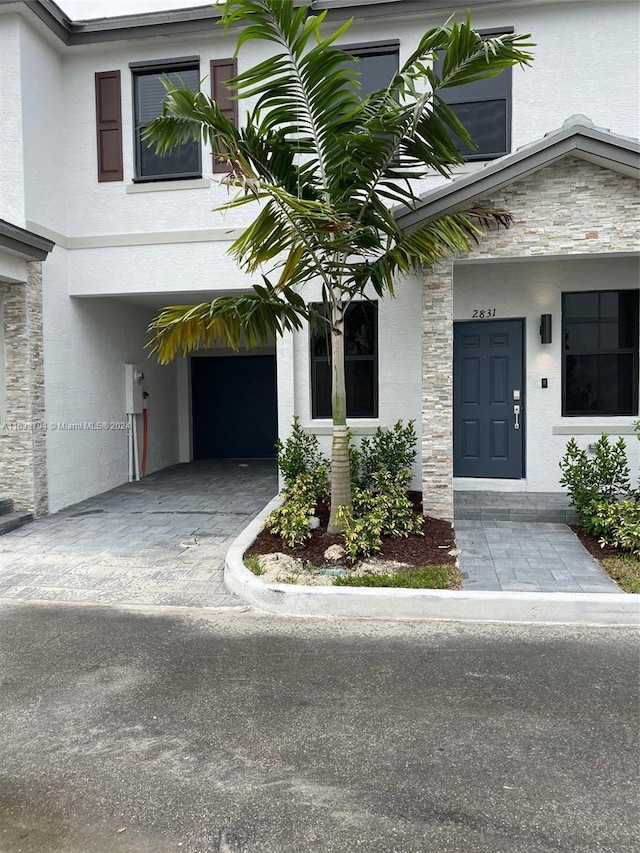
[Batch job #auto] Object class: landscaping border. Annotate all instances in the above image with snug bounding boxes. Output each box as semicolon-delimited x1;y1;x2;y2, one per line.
224;497;640;626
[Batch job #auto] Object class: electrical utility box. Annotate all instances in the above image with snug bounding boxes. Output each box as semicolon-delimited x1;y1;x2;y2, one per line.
124;363;144;414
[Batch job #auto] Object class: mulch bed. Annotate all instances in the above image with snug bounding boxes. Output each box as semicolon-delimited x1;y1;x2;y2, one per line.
245;491;457;567
570;524;627;562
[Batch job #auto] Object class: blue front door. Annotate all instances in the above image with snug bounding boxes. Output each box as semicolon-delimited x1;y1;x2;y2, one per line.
453;320;524;478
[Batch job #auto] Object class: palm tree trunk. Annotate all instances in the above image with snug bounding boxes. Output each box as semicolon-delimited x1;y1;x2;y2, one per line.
327;299;352;533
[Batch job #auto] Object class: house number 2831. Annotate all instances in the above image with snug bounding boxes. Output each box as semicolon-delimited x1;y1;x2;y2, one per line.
472;308;496;318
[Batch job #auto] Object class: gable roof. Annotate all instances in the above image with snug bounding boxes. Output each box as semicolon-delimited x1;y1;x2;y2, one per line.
395;118;640;231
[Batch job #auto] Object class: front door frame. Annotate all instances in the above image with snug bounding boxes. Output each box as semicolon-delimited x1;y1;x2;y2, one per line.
453;317;526;479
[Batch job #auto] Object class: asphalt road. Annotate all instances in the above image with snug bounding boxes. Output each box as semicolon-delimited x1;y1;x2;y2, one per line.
0;604;637;853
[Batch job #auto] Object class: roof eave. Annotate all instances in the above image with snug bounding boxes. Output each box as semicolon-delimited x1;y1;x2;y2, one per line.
28;0;224;46
26;0;514;46
0;219;56;261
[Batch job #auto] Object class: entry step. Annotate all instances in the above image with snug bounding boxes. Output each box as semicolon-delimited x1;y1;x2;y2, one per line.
0;511;33;536
0;498;33;535
454;491;578;524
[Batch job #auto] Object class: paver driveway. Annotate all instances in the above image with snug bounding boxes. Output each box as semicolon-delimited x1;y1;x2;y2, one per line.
0;460;277;607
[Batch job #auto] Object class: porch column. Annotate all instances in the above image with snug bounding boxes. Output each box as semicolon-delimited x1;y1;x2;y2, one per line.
421;261;454;522
0;261;48;515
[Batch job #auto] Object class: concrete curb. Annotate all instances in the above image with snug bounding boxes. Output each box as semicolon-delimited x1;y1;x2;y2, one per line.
224;497;640;626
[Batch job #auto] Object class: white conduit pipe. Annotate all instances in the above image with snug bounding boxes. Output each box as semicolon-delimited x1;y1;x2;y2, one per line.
127;413;134;482
132;412;141;482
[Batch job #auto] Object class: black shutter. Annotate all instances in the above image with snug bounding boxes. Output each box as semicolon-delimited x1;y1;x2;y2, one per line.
211;58;238;173
95;71;123;182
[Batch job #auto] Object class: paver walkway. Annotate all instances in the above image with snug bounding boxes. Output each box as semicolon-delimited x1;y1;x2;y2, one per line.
455;519;623;593
1;470;622;603
0;460;277;607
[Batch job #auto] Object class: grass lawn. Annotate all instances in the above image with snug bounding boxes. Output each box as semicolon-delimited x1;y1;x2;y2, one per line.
600;555;640;594
571;525;640;593
333;564;461;590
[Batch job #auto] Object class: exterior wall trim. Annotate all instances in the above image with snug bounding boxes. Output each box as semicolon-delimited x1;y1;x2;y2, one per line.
23;222;244;250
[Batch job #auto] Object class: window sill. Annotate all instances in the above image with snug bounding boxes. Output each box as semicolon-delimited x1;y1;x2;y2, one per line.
552;423;638;435
307;423;380;436
126;178;210;194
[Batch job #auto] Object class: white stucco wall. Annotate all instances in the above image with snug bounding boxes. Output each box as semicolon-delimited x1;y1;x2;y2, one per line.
59;28;260;239
67;239;250;299
19;20;67;234
0;15;25;226
18;0;635;245
42;247;179;512
290;278;425;488
453;255;640;492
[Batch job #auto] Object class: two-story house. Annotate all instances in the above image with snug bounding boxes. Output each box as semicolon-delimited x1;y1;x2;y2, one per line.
0;0;638;521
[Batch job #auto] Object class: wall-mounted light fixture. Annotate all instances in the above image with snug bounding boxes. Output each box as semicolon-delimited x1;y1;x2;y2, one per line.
540;313;552;344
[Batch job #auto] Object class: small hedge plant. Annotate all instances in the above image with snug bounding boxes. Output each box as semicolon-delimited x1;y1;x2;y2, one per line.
560;432;640;556
350;420;417;490
268;418;422;558
275;415;329;501
266;473;317;548
337;471;423;563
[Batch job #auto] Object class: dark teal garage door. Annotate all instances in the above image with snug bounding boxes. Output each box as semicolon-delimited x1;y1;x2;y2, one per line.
191;355;278;459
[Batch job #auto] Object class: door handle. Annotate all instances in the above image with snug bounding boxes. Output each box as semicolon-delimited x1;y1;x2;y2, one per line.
513;404;521;430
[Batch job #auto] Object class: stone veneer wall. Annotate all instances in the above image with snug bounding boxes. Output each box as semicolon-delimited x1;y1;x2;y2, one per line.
421;262;454;521
465;157;640;259
0;261;48;515
421;157;640;521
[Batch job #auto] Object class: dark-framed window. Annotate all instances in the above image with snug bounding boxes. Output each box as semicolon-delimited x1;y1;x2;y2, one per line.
435;28;513;160
350;42;399;99
563;290;639;416
311;301;378;419
341;41;399;100
131;57;201;181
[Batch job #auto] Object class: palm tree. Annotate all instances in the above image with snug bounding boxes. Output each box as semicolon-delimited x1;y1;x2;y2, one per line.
144;0;533;532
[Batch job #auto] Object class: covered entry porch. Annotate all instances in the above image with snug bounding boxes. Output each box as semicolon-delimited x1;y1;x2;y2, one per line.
412;120;640;521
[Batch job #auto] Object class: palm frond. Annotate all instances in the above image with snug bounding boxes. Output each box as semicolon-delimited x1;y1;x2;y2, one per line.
147;281;310;363
360;208;513;297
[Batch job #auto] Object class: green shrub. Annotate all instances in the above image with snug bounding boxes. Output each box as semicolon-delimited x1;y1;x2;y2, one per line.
350;420;417;490
559;435;632;532
335;505;384;563
338;471;423;562
592;500;640;556
266;473;316;549
360;471;423;538
276;416;330;500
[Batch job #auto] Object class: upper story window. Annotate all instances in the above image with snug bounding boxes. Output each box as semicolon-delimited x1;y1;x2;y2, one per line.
310;301;378;419
131;57;201;182
435;29;513;160
347;42;399;99
563;290;639;416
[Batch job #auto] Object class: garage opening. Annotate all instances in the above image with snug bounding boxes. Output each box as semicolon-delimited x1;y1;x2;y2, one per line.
191;355;278;459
